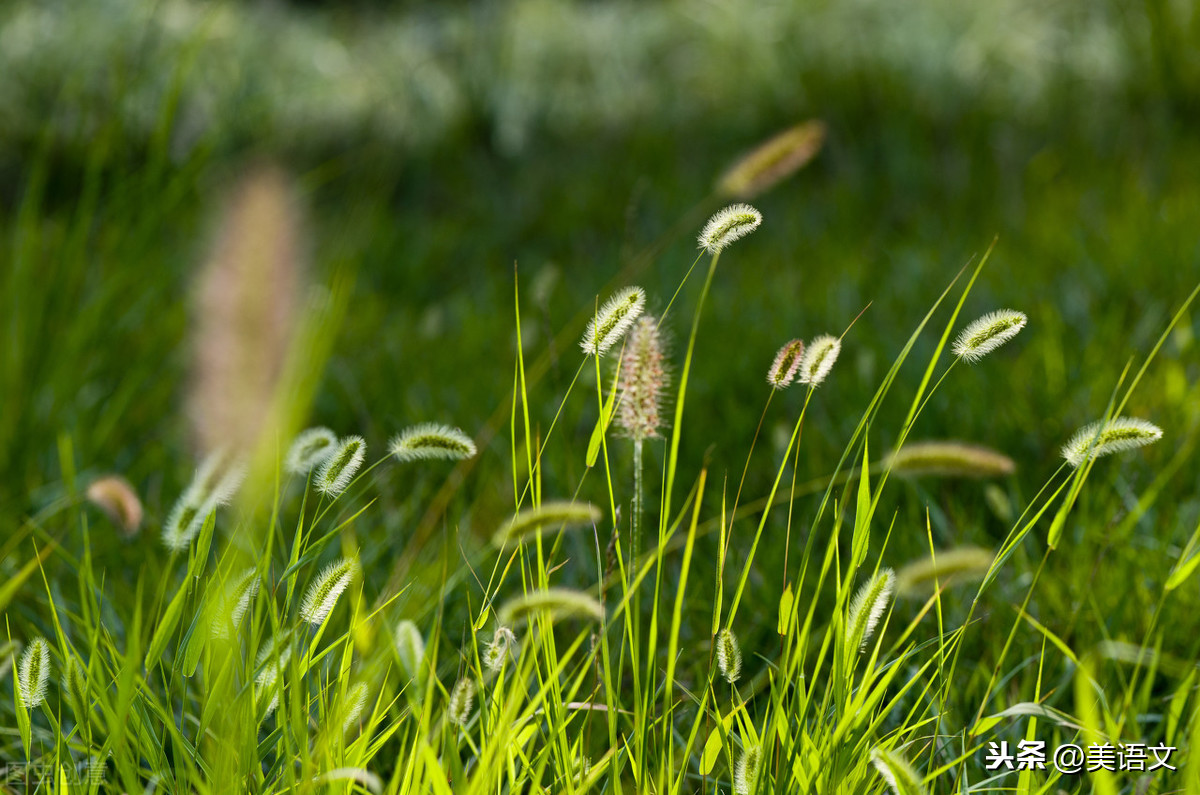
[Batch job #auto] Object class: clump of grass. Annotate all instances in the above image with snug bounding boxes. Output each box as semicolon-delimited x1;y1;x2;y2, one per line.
951;309;1027;362
17;637;50;710
895;547;994;597
299;558;359;625
389;423;477;462
285;426;338;474
885;440;1015;478
580;285;646;356
314;435;366;497
797;334;841;386
1061;416;1163;467
493;500;601;546
766;338;804;389
697;204;762;253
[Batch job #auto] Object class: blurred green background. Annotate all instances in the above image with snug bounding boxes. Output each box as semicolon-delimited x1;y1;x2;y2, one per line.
3;0;1199;645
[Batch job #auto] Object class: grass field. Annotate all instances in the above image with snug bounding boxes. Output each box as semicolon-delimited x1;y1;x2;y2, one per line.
3;1;1200;792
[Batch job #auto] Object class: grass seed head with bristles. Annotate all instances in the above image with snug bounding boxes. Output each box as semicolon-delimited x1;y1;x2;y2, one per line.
886;440;1016;479
299;558;359;625
1061;416;1164;468
846;569;895;656
734;744;761;795
716;627;742;684
615;315;669;441
255;637;292;716
161;499;209;552
162;450;249;550
767;338;804;389
896;547;995;597
18;637;51;710
85;475;143;536
210;567;260;639
484;626;518;672
497;588;605;627
314;435;365;497
447;677;476;726
951;309;1027;363
495;500;602;547
580;286;646;356
395;620;425;684
698;203;763;254
285;426;337;474
341;681;369;734
798;334;841;386
871;747;929;795
390;423;477;462
62;655;87;715
717;120;827;199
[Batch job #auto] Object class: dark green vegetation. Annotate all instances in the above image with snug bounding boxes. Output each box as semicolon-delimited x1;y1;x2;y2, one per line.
2;1;1199;792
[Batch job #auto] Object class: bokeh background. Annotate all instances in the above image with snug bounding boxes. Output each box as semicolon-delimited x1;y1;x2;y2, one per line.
3;0;1199;636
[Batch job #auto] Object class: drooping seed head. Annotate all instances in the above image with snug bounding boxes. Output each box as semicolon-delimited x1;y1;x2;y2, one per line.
255;636;293;716
495;500;602;547
798;335;841;387
484;626;518;672
952;309;1027;363
341;681;370;734
716;627;742;684
299;558;359;625
895;547;994;598
447;677;476;726
615;316;669;441
734;744;762;795
86;475;143;536
314;436;366;497
717;120;827;199
846;569;895;657
580;286;646;356
286;427;338;474
210;567;260;639
698;204;763;254
871;747;929;795
886;441;1015;479
162;450;248;551
1061;417;1164;468
497;588;605;627
389;423;476;463
766;339;805;390
394;620;425;684
18;637;51;710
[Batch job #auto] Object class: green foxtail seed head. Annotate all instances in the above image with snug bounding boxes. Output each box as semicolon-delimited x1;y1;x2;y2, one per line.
447;677;475;726
798;334;840;386
286;427;337;474
615;315;669;441
1061;417;1163;468
952;309;1027;363
580;286;646;356
299;558;359;625
315;435;365;497
896;547;994;598
395;620;425;684
86;475;143;536
62;656;88;716
341;682;369;734
210;567;260;639
497;588;605;627
767;339;804;389
716;628;742;684
886;440;1015;479
18;637;51;710
389;423;476;462
698;204;763;254
871;747;929;795
734;744;761;795
717;120;826;199
162;450;247;550
494;500;602;547
255;636;292;716
484;627;518;672
846;569;895;657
